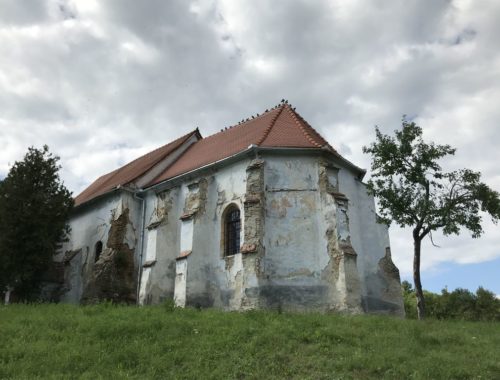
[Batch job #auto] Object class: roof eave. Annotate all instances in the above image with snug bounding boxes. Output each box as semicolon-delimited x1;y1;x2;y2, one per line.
255;146;366;179
144;145;366;194
72;188;121;213
143;146;256;193
328;150;366;180
72;184;140;213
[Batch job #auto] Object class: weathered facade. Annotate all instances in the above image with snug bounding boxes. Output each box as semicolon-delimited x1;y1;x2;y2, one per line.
57;103;404;315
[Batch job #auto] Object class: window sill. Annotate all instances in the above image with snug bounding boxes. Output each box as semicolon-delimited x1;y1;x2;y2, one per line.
176;250;192;260
143;260;157;268
223;252;241;258
240;243;257;254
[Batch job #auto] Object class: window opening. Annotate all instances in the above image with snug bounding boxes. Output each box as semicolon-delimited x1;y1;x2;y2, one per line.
94;241;103;263
225;207;241;256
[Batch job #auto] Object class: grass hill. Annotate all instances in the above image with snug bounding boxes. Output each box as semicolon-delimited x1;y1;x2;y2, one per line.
1;303;498;379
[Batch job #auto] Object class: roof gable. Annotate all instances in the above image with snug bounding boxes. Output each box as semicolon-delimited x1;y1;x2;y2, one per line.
150;103;337;185
260;104;331;149
74;129;200;206
74;102;358;206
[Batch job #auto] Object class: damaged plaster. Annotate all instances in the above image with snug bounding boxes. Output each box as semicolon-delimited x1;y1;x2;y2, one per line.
58;152;403;316
81;206;137;304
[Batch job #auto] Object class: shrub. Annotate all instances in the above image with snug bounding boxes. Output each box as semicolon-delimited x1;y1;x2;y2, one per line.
402;282;500;321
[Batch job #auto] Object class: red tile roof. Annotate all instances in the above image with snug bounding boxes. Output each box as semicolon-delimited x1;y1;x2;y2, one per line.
75;103;346;206
74;130;200;206
150;104;336;185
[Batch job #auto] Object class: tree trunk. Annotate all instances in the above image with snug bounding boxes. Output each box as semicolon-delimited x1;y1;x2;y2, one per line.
413;233;425;319
4;287;12;305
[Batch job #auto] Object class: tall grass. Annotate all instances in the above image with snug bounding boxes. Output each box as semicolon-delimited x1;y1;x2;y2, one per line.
1;303;498;379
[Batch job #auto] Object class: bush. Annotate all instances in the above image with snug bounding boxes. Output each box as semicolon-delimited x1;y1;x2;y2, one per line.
402;282;500;321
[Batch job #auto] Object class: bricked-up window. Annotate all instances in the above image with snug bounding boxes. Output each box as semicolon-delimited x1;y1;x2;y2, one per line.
94;241;103;263
225;206;241;256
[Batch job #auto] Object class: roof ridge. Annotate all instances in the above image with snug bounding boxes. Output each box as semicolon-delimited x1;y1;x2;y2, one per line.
74;129;200;206
283;105;323;148
74;169;118;203
256;104;286;146
92;129;196;191
123;129;199;170
148;138;199;185
198;107;281;143
305;119;336;151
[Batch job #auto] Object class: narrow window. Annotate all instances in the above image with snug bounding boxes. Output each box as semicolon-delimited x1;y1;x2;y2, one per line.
224;206;241;256
94;241;103;263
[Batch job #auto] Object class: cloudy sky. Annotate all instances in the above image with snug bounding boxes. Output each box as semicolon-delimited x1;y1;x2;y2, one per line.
1;0;499;293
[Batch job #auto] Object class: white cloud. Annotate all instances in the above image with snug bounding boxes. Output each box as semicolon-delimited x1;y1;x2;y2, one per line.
0;0;499;273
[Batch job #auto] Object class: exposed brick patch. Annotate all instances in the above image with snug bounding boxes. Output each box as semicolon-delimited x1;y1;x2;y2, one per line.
82;208;137;304
243;159;265;254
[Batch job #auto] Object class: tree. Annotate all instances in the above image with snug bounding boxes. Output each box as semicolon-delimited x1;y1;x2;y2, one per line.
0;145;73;301
474;287;500;321
363;118;500;319
401;283;500;321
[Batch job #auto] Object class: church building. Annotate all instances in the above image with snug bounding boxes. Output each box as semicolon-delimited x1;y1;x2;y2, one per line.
57;102;404;315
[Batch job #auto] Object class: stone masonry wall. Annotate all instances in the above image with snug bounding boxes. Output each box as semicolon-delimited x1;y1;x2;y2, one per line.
81;207;137;304
319;160;362;313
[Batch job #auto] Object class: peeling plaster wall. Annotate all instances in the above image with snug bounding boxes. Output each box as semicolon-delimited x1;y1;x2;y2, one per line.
140;159;250;309
262;155;361;312
338;168;404;315
186;160;248;309
59;192;142;303
174;258;187;307
139;187;182;304
64;151;402;314
137;152;402;315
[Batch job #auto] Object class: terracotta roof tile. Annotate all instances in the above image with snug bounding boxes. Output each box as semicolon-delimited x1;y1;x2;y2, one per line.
261;105;320;148
149;104;336;186
75;103;344;205
152;107;282;183
74;130;199;206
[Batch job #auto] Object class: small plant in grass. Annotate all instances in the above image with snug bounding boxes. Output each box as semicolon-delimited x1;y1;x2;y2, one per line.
162;299;177;312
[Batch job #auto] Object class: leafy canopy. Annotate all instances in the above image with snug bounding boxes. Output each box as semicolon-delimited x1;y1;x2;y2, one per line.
363;118;500;240
402;282;500;321
0;145;73;300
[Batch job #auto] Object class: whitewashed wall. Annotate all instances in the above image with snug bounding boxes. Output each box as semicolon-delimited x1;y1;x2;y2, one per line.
63;151;402;314
139;158;249;308
60;192;142;303
339;164;404;314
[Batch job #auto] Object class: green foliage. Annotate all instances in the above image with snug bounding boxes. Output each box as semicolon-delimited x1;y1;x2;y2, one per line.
0;305;499;379
475;287;500;321
363;118;500;318
403;284;500;322
401;280;413;293
401;281;417;319
363;118;500;236
0;145;73;300
162;298;177;312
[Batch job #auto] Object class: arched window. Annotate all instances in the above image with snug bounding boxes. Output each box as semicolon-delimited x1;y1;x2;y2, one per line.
223;205;241;256
94;241;103;263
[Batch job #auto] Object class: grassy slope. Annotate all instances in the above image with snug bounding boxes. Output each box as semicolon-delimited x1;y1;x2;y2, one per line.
0;304;499;380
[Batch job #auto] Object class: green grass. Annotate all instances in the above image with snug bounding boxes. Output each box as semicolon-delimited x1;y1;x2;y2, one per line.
1;304;499;379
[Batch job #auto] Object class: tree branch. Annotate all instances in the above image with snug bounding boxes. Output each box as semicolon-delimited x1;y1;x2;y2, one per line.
429;231;441;247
